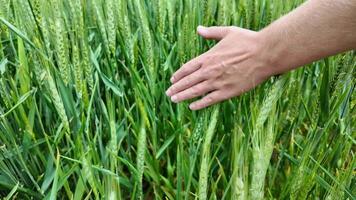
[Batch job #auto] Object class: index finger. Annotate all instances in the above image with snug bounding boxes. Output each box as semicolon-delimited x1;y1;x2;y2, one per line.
170;56;203;83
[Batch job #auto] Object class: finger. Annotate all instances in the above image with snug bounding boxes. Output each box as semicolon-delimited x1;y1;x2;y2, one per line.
166;70;206;97
170;57;202;83
170;81;213;103
189;90;224;110
197;25;232;41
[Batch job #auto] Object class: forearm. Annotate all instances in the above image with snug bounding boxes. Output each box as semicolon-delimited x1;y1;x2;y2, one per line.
260;0;356;75
166;0;356;110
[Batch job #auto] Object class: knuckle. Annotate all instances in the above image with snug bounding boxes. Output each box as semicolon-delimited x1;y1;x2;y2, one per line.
170;85;177;93
220;92;230;100
194;58;202;66
211;80;222;89
177;69;186;76
181;78;189;87
186;58;201;69
205;95;214;104
219;79;231;89
181;63;189;70
172;73;181;81
203;54;213;63
205;54;212;60
191;86;200;95
201;68;212;78
215;64;224;72
208;70;217;78
206;65;222;77
228;26;237;32
211;66;219;74
195;84;207;95
221;89;234;100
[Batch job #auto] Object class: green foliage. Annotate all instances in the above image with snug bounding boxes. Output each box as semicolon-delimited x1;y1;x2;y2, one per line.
0;0;354;199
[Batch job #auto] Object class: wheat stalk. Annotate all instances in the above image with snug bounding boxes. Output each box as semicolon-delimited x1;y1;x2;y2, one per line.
52;0;70;85
93;1;110;56
46;71;70;132
105;0;117;56
250;78;286;200
198;106;220;200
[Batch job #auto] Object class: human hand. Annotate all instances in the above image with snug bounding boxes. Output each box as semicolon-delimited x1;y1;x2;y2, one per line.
166;26;276;110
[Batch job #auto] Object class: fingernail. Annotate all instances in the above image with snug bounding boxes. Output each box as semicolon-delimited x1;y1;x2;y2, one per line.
189;103;197;110
197;26;206;35
197;25;206;34
170;77;175;83
166;89;172;96
171;95;178;102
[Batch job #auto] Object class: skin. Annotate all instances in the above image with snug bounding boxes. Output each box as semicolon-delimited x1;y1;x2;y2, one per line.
166;0;356;110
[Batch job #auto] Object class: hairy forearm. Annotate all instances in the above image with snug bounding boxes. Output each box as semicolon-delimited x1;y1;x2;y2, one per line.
260;0;356;75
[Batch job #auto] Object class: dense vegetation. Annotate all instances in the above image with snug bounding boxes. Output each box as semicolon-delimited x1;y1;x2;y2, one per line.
0;0;354;199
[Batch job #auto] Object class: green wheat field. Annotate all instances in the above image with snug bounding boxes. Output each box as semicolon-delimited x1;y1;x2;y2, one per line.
0;0;355;199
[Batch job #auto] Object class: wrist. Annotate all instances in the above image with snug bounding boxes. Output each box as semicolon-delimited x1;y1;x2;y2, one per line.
257;28;291;77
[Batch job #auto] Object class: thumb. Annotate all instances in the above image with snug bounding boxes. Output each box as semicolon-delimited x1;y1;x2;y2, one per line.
197;26;232;40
